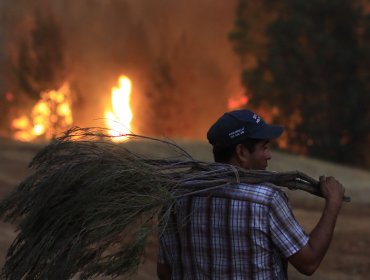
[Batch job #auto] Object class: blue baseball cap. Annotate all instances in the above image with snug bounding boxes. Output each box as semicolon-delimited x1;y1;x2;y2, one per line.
207;109;284;147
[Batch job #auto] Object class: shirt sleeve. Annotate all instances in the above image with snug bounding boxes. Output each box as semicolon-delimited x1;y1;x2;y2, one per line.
268;191;309;257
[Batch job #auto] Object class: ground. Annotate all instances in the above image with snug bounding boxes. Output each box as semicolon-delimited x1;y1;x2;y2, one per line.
288;203;370;280
0;138;369;279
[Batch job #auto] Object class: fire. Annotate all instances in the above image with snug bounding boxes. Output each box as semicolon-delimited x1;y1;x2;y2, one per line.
10;75;133;142
11;83;73;141
105;75;133;141
228;95;249;110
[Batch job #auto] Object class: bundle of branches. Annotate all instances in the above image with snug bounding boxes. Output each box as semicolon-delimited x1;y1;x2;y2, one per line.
0;127;350;280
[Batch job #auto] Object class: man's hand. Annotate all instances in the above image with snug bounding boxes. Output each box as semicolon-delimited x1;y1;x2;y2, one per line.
319;175;345;211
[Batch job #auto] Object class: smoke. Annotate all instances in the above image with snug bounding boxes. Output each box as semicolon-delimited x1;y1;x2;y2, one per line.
0;0;242;139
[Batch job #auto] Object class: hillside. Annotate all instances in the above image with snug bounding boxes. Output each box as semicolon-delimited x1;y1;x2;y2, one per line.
0;137;369;280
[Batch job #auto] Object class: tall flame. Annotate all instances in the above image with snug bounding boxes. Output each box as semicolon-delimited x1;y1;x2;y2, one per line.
105;75;133;140
12;83;73;141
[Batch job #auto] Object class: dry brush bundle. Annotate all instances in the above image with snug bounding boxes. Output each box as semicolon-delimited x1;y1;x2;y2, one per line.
0;127;350;280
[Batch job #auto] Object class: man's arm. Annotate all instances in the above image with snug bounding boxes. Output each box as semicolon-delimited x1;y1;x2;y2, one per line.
157;262;171;280
288;176;345;275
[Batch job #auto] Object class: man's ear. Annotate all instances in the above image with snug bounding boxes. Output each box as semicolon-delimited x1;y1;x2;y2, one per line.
235;143;250;166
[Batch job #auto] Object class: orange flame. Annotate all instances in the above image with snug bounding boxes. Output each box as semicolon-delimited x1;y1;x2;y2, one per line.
228;95;249;110
12;83;73;141
105;75;133;141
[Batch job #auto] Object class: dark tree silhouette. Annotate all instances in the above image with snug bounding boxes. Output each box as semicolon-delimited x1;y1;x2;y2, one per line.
230;0;370;168
15;9;66;100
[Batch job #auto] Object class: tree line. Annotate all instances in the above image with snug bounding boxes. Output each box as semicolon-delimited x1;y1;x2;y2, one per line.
230;0;370;169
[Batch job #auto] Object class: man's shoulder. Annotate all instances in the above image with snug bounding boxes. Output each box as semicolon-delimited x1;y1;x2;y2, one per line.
235;183;284;201
205;183;286;206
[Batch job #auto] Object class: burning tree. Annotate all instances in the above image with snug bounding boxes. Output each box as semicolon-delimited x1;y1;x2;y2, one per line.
230;0;370;168
8;8;70;141
11;84;73;141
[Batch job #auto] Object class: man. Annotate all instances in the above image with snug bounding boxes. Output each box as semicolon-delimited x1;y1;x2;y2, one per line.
157;109;345;279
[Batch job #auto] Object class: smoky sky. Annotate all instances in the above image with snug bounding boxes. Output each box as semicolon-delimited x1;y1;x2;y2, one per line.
0;0;243;139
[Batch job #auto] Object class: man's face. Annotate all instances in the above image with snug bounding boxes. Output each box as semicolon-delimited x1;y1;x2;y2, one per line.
244;140;272;170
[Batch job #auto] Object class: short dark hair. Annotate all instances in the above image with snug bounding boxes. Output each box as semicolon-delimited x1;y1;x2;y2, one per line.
212;138;262;163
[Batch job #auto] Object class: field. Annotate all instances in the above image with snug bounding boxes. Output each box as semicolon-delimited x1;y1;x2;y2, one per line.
1;137;370;279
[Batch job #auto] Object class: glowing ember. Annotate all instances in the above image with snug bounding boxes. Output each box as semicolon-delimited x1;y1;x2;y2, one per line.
105;75;133;141
5;92;14;102
12;116;30;130
228;95;249;110
11;83;73;141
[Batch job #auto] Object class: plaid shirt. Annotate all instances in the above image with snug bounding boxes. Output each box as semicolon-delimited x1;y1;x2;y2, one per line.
158;183;309;280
